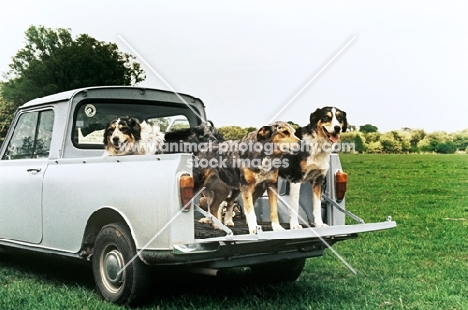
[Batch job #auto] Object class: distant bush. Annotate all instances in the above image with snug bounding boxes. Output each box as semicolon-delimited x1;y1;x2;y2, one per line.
436;141;457;154
365;132;380;143
218;126;256;140
367;141;383;154
453;130;468;150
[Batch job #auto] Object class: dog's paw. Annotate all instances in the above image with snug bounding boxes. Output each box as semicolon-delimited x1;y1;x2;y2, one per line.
224;219;235;227
290;224;303;230
245;212;258;234
289;219;302;230
313;222;328;228
272;222;285;231
198;217;212;224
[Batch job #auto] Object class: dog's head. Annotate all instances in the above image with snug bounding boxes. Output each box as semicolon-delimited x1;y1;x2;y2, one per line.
309;107;347;143
103;117;142;154
257;121;300;155
164;120;223;143
187;120;223;142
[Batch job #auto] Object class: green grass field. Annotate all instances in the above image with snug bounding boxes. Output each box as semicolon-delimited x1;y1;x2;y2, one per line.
1;154;467;309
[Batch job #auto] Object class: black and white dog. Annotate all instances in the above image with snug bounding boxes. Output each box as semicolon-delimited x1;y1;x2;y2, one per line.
279;107;347;228
103;117;164;156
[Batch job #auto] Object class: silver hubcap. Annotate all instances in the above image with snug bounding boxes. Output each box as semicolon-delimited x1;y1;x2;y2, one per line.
101;246;125;293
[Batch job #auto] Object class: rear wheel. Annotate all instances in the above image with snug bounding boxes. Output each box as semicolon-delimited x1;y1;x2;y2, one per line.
250;258;306;283
92;223;150;306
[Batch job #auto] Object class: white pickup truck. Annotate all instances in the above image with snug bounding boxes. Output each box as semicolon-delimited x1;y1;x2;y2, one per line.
0;86;396;306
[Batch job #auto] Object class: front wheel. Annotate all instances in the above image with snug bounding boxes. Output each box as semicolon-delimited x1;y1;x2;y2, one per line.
92;223;150;306
250;258;306;283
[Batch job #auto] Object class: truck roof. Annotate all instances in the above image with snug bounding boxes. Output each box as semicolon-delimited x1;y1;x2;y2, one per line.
20;86;204;109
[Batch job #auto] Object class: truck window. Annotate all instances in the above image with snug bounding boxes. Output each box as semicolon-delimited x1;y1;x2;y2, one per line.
165;117;190;132
73;101;195;149
2;110;54;160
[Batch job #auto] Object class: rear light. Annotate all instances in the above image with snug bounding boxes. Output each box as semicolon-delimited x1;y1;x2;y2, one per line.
179;174;194;211
335;170;348;201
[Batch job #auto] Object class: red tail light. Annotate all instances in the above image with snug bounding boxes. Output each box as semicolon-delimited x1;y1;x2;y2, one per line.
335;170;348;201
179;174;194;211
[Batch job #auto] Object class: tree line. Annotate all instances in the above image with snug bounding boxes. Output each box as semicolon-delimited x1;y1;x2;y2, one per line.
340;125;468;154
217;124;468;154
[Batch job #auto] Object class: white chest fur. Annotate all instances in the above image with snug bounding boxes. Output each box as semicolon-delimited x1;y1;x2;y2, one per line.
302;134;332;180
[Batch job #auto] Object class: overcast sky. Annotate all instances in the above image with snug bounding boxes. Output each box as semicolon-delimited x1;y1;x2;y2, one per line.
1;0;467;133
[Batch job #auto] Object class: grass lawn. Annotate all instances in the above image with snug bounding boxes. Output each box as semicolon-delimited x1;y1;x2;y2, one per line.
1;154;467;309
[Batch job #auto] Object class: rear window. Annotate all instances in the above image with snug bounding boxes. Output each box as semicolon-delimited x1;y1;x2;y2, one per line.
73;100;199;149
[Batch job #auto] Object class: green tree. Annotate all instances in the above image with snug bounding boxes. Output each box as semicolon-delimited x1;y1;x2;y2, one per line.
245;126;257;133
418;131;451;153
409;129;425;152
367;141;383;153
452;129;468;151
340;132;365;153
354;133;365;153
436;141;457;154
419;139;438;153
365;132;380;143
359;124;378;134
380;132;402;153
1;25;145;127
0;97;15;144
391;130;411;153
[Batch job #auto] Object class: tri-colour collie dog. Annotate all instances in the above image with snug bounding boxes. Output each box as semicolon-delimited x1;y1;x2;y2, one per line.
193;121;300;234
103;117;164;156
279;107;347;228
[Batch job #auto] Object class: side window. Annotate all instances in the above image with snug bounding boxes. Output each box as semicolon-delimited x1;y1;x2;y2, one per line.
2;110;54;160
35;110;54;158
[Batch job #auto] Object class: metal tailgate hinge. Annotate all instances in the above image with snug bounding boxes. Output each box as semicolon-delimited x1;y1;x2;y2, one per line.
322;195;365;224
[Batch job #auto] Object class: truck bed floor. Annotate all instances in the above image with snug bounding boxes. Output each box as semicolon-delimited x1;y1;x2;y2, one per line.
194;213;291;239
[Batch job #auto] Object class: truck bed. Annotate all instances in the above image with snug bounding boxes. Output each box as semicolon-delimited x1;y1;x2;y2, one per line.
194;213;290;239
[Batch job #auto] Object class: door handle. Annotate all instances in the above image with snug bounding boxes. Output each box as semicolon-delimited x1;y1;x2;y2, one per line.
27;168;42;173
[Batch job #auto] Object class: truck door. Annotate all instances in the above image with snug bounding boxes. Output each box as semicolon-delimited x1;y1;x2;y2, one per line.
0;109;54;244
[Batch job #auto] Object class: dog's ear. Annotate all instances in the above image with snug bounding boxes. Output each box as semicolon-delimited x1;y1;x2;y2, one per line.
103;120;115;144
103;122;111;145
204;121;215;135
257;125;273;141
128;117;142;141
203;121;220;140
309;108;322;127
341;110;348;132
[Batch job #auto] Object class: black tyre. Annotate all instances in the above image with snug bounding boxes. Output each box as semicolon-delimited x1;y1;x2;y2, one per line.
92;223;150;306
250;258;306;283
